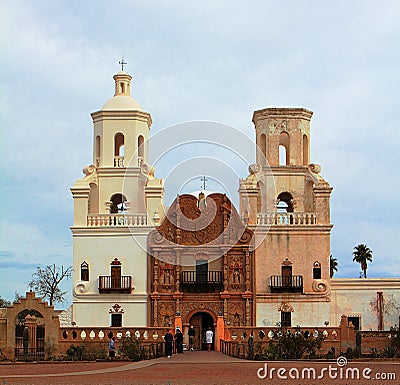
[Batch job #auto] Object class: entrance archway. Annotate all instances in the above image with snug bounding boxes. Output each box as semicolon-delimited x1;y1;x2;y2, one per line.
15;309;45;360
188;312;215;351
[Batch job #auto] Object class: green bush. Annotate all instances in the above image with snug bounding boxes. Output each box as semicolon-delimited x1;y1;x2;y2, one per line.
270;327;325;360
262;341;282;361
345;347;353;359
66;345;84;361
119;337;143;361
81;342;107;360
382;346;395;358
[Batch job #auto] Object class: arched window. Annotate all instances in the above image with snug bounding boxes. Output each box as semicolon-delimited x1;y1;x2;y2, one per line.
313;261;321;279
138;135;144;165
114;133;125;156
81;261;89;281
279;131;290;165
303;134;309;166
110;193;127;214
89;183;99;214
95;135;101;161
277;192;294;212
260;133;266;161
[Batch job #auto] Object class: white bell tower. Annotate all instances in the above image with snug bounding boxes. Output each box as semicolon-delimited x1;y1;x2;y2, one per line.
70;65;163;327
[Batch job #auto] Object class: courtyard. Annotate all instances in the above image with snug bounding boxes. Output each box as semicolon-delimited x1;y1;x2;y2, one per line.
1;351;399;385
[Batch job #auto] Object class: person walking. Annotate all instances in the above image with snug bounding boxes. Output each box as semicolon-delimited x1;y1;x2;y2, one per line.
108;336;116;360
205;327;213;352
174;328;184;354
164;329;173;358
188;325;195;351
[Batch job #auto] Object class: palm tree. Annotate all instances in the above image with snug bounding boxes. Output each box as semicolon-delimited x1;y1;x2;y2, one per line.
330;255;338;278
352;244;373;278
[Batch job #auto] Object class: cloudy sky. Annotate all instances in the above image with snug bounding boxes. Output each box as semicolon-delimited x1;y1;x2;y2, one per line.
1;0;399;307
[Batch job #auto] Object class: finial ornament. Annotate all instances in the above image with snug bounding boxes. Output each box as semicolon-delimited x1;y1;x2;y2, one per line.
200;174;208;190
119;57;127;71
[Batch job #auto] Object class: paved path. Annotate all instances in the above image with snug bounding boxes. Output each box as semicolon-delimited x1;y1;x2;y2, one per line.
1;352;399;385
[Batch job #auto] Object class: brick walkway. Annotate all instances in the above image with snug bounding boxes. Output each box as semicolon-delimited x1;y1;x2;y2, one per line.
1;352;399;385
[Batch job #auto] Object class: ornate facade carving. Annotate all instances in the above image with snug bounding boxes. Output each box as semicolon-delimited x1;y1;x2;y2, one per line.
148;193;254;326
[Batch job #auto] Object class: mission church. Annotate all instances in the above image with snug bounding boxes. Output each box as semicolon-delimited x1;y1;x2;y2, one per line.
69;67;400;350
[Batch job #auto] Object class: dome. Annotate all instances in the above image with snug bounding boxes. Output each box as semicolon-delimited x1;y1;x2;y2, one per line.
101;95;142;111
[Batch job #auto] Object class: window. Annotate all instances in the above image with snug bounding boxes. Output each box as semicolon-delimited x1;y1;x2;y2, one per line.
281;266;292;286
303;134;309;165
114;133;125;156
111;313;122;327
279;131;290;165
277;192;294;213
313;261;321;279
281;312;291;327
260;133;266;159
196;260;208;284
347;316;360;330
111;258;122;288
109;193;127;214
81;261;89;281
138;135;144;158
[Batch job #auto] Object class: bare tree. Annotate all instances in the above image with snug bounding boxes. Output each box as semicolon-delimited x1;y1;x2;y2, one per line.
28;263;72;306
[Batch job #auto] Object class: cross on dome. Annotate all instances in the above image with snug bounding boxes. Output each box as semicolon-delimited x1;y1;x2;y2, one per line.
119;57;127;71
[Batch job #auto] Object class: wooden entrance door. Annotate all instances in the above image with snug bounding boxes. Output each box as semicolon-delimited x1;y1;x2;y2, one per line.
281;266;292;287
189;313;202;350
196;260;208;284
111;265;121;288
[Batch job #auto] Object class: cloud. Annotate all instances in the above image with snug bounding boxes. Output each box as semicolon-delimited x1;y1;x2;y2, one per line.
1;0;400;305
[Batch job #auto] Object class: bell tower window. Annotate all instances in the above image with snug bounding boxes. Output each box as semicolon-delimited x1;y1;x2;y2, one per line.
110;193;127;214
260;133;266;161
277;192;294;213
138;135;144;165
303;134;309;166
279;131;290;165
114;133;125;167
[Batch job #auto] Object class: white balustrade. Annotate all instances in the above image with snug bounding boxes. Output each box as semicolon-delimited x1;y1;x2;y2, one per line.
87;214;148;227
257;212;317;226
114;156;124;167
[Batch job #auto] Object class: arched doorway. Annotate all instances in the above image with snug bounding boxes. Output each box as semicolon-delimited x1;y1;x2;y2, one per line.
15;309;45;360
189;312;215;351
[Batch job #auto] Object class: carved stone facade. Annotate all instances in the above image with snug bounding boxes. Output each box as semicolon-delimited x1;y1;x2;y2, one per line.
148;193;254;328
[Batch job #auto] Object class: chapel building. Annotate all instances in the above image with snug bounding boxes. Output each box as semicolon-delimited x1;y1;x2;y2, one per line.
70;69;400;346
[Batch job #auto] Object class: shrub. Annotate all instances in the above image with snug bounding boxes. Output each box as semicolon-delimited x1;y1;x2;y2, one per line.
66;345;84;361
44;338;57;360
271;327;325;360
119;337;143;361
81;342;107;360
345;347;353;359
262;341;282;361
382;346;395;358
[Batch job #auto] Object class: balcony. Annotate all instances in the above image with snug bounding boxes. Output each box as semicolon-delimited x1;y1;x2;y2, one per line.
269;275;303;293
257;212;317;226
98;275;133;294
180;271;223;293
87;214;147;227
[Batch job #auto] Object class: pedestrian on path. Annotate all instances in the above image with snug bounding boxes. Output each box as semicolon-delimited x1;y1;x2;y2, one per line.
174;328;184;354
188;325;195;351
164;329;173;358
205;327;213;352
108;336;116;360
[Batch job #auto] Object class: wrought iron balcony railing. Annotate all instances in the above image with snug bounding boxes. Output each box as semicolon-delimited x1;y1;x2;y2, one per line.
269;275;303;293
180;271;223;293
98;275;133;294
